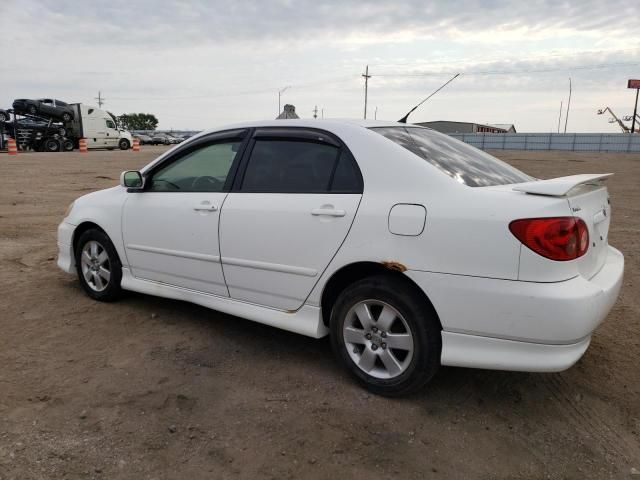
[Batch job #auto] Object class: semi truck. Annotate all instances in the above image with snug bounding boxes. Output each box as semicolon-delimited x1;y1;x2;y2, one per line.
0;101;133;151
66;104;133;150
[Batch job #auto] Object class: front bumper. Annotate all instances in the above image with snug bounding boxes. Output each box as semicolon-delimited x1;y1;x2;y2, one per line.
57;221;76;274
406;246;624;372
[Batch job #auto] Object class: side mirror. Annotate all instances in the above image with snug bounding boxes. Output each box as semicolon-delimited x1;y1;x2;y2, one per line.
120;170;144;189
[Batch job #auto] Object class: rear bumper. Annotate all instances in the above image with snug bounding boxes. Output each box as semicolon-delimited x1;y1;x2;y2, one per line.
406;245;624;372
440;332;591;372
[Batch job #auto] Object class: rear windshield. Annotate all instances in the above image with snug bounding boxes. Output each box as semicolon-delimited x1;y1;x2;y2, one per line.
371;126;533;187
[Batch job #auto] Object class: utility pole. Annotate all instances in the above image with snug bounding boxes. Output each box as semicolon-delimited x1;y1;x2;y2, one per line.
632;88;639;134
557;100;563;133
374;106;378;120
313;105;318;119
563;78;572;133
362;65;371;119
95;91;105;108
321;108;324;119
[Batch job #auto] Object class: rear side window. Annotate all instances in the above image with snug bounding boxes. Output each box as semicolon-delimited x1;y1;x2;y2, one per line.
241;139;341;193
372;127;533;187
331;150;363;192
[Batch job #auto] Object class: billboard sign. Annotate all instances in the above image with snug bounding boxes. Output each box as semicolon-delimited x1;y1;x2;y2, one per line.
628;79;640;89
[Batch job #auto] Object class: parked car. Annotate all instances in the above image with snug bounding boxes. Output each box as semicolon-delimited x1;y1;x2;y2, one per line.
133;134;153;145
57;119;624;396
168;135;184;144
12;98;75;122
0;109;10;122
150;134;171;145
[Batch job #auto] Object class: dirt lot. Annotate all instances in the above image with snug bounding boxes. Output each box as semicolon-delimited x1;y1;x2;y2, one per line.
0;146;638;479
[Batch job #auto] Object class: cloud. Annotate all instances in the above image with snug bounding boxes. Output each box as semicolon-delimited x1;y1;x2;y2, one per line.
2;0;637;48
0;0;638;131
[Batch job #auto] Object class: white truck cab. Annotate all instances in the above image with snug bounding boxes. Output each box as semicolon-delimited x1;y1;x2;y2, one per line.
68;104;133;150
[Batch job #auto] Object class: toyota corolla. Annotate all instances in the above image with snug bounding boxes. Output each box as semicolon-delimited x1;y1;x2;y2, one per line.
57;119;624;395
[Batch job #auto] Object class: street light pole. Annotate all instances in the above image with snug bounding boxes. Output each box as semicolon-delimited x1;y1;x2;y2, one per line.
278;86;290;115
563;78;572;134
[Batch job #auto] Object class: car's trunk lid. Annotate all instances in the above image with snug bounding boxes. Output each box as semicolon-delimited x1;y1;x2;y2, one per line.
513;174;612;279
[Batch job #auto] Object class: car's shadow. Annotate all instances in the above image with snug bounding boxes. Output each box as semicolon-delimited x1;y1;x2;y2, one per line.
90;287;554;408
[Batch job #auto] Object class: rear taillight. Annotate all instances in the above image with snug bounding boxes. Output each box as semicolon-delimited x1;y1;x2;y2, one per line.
509;217;589;261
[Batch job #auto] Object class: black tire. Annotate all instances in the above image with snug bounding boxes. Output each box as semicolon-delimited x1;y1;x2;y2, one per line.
44;138;60;152
58;127;67;136
28;105;37;115
74;229;123;302
62;112;72;122
0;111;8;122
62;139;74;151
330;274;441;396
119;138;130;150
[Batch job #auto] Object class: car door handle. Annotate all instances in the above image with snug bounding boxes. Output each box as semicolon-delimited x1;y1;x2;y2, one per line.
194;204;218;212
311;208;346;217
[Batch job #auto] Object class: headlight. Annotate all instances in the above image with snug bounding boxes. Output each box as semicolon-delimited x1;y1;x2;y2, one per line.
64;201;75;217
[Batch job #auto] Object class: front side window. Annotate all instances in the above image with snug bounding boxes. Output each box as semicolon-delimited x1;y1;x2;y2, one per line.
242;139;340;193
372;126;533;187
106;120;116;129
149;141;241;192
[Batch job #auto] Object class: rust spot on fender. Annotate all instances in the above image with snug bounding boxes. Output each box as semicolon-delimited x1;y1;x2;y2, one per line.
381;260;407;273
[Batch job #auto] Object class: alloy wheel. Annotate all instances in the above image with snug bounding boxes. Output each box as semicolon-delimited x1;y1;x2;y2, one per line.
80;240;111;292
342;300;414;379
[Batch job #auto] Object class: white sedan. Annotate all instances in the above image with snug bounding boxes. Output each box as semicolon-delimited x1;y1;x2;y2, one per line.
57;119;624;395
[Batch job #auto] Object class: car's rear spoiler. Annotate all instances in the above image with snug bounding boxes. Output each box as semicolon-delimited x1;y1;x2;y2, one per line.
512;173;613;197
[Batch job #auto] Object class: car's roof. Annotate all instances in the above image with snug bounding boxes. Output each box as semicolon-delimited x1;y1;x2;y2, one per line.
197;118;418;136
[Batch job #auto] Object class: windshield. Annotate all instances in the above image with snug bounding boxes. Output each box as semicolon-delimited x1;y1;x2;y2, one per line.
371;126;534;187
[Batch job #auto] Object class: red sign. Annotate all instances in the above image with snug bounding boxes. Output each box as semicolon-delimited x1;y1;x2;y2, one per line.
628;79;640;89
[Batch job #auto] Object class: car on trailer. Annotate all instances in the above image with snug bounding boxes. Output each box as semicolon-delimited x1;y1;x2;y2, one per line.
12;98;75;122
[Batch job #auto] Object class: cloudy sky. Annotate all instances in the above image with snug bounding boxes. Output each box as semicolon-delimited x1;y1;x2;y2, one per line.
1;0;639;132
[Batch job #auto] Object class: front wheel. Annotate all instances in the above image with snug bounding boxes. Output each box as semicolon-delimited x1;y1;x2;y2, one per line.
330;275;441;396
75;229;123;301
119;139;130;150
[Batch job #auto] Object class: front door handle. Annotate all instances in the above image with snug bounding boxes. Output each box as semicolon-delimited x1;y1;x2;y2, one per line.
194;202;218;212
311;208;346;217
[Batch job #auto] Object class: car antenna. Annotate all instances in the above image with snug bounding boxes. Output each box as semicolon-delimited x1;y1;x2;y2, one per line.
397;73;460;124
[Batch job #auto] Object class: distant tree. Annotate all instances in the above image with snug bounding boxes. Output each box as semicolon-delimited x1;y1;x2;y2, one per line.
117;113;159;131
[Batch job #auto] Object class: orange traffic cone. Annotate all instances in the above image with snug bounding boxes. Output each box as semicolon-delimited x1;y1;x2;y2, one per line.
132;138;140;152
79;138;88;153
7;138;17;155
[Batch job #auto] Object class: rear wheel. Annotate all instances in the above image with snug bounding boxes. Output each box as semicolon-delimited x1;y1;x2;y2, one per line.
62;139;74;151
330;275;441;396
44;138;60;152
75;229;122;301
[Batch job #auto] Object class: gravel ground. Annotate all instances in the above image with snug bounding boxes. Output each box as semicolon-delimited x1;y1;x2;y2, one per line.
0;146;638;479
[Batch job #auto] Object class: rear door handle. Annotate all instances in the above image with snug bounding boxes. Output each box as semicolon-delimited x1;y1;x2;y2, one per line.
311;208;346;217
